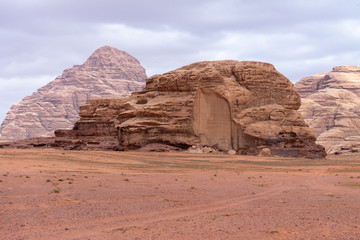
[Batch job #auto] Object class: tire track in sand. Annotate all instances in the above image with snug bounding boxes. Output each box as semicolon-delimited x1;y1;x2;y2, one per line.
87;182;293;233
304;169;360;195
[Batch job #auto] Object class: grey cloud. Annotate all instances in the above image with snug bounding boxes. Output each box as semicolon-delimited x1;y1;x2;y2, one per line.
2;0;358;32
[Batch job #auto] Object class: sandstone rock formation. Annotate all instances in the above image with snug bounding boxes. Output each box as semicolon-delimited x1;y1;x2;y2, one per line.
295;66;360;155
0;46;146;142
49;60;324;158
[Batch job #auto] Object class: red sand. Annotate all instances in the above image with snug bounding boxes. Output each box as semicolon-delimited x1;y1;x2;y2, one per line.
0;149;359;239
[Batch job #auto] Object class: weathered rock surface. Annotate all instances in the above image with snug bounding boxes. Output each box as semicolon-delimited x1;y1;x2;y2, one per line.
45;60;324;158
295;66;360;155
0;46;146;142
258;148;271;157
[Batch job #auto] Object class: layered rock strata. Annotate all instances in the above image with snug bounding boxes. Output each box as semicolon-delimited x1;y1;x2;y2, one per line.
0;46;146;142
49;60;325;158
295;66;360;155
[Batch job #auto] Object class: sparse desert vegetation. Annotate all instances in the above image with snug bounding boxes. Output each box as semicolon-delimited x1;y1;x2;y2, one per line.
0;149;359;239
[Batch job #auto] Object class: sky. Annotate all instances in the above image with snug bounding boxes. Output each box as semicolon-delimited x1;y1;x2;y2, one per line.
0;0;359;122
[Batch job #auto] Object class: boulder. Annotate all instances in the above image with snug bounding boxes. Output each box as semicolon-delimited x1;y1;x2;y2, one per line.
203;147;214;153
258;148;271;157
227;150;237;155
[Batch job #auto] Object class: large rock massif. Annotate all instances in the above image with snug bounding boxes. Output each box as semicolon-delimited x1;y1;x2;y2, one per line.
295;66;360;155
49;60;324;158
0;46;146;142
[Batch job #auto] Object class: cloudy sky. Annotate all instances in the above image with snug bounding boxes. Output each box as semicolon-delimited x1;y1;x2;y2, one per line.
0;0;359;122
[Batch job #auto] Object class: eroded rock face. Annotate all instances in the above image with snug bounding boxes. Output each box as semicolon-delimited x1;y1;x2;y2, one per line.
56;60;325;158
0;46;146;142
295;66;360;155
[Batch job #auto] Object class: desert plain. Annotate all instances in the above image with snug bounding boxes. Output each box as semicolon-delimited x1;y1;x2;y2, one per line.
0;149;359;240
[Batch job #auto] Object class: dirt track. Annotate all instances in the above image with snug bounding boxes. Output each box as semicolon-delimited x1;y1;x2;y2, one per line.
1;149;360;239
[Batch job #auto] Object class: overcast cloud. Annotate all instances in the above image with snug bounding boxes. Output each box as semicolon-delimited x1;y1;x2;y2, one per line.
0;0;359;122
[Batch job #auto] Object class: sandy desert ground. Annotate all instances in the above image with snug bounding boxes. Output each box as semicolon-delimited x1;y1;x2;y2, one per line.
0;149;359;240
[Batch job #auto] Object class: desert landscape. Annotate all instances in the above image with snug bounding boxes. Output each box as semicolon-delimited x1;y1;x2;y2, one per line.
1;1;360;240
1;149;359;239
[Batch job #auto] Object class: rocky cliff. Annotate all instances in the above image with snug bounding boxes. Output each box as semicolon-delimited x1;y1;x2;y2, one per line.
0;46;146;142
295;66;360;155
49;60;324;158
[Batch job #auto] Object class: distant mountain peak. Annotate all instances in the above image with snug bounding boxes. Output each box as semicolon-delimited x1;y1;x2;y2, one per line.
0;46;146;142
332;65;360;72
84;46;140;68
